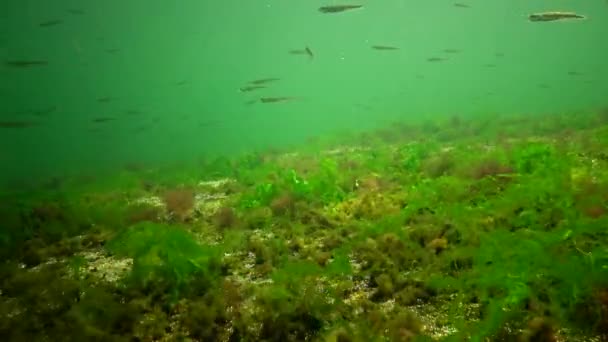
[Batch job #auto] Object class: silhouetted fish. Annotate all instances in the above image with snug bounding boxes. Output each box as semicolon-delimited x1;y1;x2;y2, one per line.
372;45;399;50
443;49;461;54
97;97;113;103
248;78;280;85
484;63;497;68
289;46;314;59
240;85;266;92
39;20;64;27
567;71;583;76
260;97;298;103
528;12;586;22
454;3;470;8
92;117;115;123
495;52;505;57
0;120;38;128
105;48;120;54
427;57;447;62
318;5;363;13
5;60;48;68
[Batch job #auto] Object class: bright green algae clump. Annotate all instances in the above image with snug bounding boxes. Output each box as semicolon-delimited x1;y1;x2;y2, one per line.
106;222;222;301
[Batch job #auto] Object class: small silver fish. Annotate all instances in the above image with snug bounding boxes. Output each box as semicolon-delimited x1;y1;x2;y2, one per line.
240;85;266;92
289;46;314;59
248;78;280;85
260;97;298;103
372;45;399;51
528;11;586;22
318;5;363;13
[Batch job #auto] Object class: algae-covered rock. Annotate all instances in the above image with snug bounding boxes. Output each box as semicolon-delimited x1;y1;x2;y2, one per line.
106;222;221;299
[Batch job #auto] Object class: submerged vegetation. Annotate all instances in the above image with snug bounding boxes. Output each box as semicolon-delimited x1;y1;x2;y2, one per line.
1;110;608;341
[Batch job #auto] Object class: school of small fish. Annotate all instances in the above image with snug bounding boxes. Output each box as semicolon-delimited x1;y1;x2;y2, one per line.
0;3;592;131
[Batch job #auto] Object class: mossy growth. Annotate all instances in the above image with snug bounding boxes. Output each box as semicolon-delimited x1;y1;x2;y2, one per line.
162;187;195;222
429;224;608;340
106;222;221;301
237;182;278;209
125;202;163;225
19;199;92;244
511;142;562;175
238;259;345;340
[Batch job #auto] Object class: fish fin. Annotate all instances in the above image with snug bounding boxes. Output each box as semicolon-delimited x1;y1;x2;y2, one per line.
306;46;314;59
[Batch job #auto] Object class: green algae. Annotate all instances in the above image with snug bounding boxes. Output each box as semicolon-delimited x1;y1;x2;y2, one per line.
107;222;222;301
1;111;608;340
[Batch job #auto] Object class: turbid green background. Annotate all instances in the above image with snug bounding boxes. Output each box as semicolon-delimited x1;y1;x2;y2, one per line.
1;0;607;185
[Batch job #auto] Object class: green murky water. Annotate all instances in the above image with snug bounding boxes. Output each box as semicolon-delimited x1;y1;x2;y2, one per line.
1;1;607;341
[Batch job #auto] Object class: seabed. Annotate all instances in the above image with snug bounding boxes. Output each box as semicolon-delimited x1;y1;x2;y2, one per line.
1;110;608;341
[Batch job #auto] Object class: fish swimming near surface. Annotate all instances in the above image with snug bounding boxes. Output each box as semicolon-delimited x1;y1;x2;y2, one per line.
260;97;298;103
97;97;113;103
528;12;586;22
318;5;363;14
427;57;447;62
39;20;64;27
372;45;399;51
289;46;314;59
105;48;120;54
240;85;266;92
248;78;280;85
4;60;48;68
453;3;471;8
443;49;461;54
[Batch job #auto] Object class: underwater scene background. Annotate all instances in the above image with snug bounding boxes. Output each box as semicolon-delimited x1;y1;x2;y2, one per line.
1;1;608;341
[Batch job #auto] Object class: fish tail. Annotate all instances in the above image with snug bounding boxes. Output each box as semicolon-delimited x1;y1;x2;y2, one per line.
306;46;314;59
